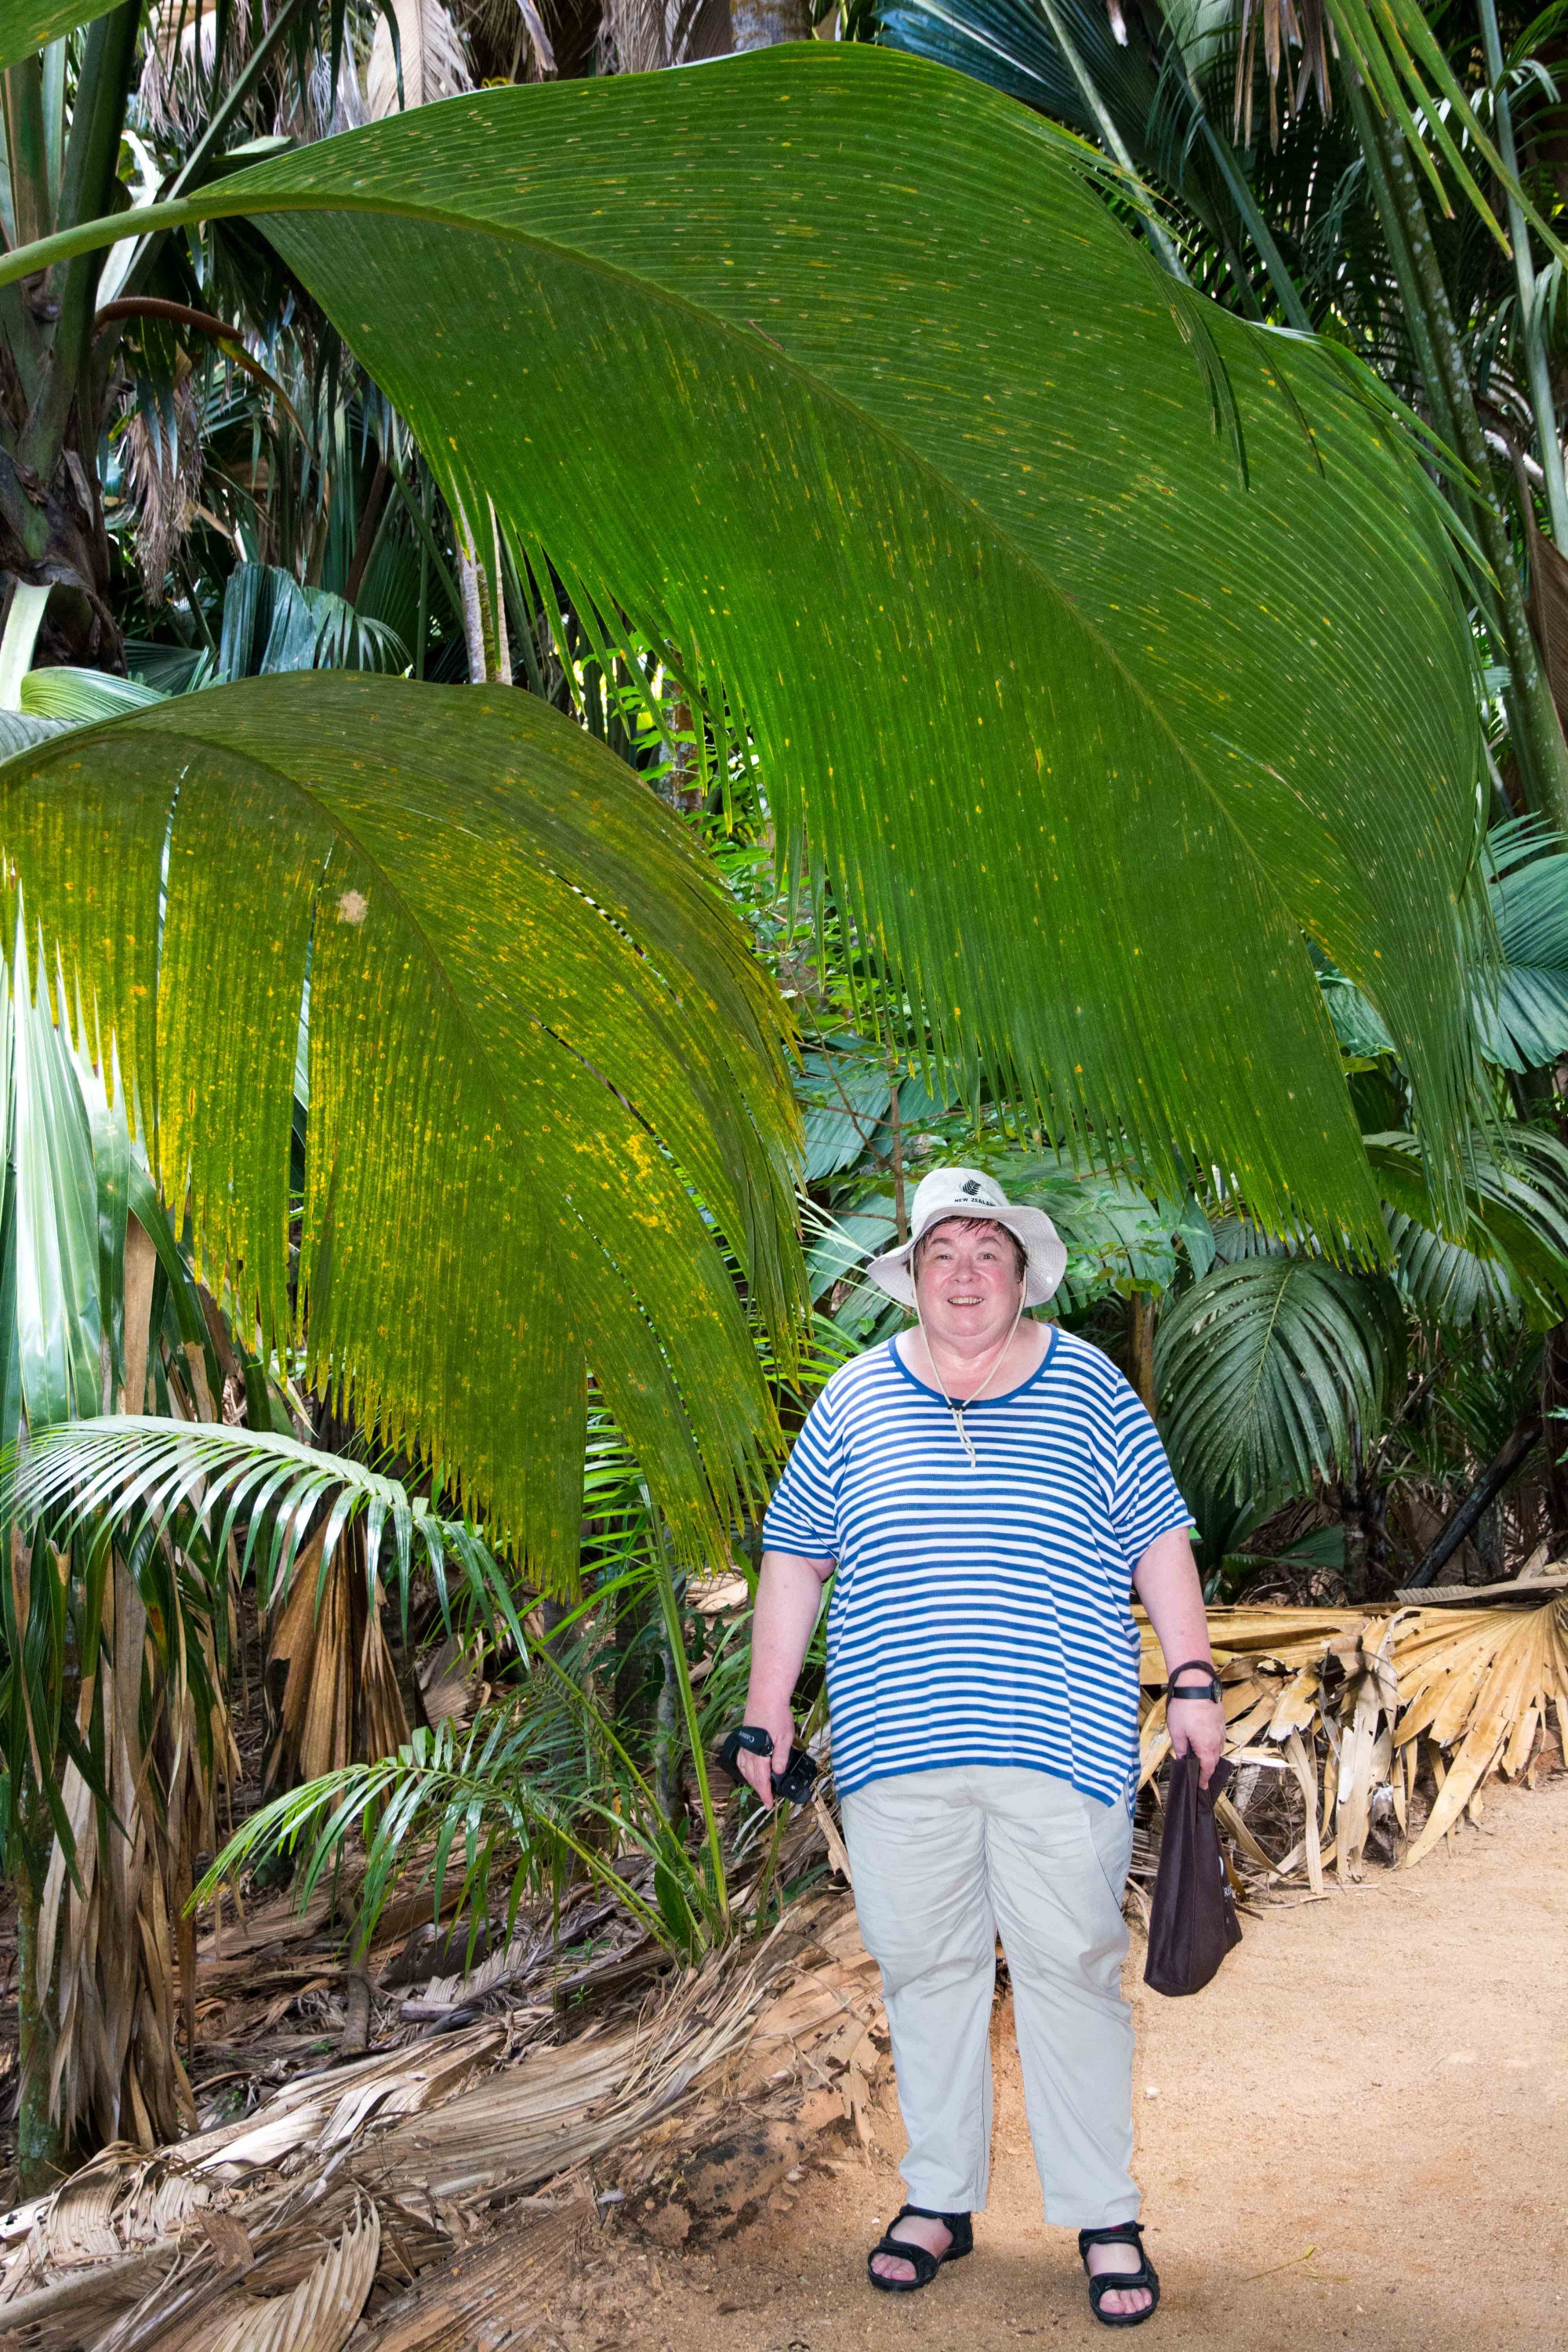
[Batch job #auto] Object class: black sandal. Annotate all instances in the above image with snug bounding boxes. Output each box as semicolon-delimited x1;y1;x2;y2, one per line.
866;2204;974;2293
1079;2223;1160;2328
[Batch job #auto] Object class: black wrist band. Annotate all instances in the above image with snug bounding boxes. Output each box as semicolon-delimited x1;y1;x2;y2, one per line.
1165;1658;1221;1704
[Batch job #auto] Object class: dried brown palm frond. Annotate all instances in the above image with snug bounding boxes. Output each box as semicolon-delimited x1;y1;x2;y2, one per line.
35;1525;239;2153
604;0;666;73
365;2200;588;2351
187;2019;508;2179
263;1526;410;1792
1137;1595;1568;1886
365;0;475;114
0;1916;825;2343
465;0;556;79
137;1;252;139
203;2192;379;2352
1232;0;1335;147
118;350;205;602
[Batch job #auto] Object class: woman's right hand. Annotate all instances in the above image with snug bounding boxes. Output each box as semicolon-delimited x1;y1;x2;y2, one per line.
737;1701;795;1806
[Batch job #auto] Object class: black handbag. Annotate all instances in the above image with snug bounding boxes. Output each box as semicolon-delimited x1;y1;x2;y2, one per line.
1143;1751;1242;1997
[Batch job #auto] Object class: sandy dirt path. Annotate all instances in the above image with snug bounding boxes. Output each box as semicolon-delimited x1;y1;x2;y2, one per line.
612;1770;1568;2352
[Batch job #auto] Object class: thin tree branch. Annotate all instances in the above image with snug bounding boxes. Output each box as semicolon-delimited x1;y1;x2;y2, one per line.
1405;1414;1542;1589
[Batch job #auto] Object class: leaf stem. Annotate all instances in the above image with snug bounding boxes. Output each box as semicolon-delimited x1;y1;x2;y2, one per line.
1027;0;1188;282
648;1502;729;1927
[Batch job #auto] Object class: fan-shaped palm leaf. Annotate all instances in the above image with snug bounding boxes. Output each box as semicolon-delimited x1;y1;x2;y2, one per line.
1155;1252;1403;1502
2;46;1488;1244
1366;1127;1568;1330
213;561;410;681
1383;1212;1517;1332
1475;817;1568;1073
0;673;802;1581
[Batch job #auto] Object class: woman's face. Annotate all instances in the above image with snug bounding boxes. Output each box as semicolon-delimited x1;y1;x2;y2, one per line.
913;1218;1023;1352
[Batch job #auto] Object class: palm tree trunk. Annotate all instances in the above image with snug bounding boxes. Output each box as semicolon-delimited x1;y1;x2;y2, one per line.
1406;1415;1542;1588
0;2;141;672
15;1785;69;2195
1128;1293;1156;1416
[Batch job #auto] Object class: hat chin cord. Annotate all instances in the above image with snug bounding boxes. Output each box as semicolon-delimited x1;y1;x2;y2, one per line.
911;1280;1026;1470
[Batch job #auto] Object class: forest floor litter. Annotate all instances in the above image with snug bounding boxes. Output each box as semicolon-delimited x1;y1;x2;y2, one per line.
0;1602;1565;2349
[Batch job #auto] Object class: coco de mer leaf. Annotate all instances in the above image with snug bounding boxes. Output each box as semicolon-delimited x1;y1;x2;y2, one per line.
0;673;803;1582
0;0;118;74
0;46;1486;1240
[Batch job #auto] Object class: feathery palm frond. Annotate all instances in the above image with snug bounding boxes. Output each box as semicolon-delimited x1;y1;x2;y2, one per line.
198;1700;720;1964
1230;0;1566;271
1155;1252;1404;1503
2;47;1490;1247
0;1415;530;1646
0;673;803;1582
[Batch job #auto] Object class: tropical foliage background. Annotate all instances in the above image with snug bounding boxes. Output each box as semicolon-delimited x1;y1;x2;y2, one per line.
0;0;1567;2199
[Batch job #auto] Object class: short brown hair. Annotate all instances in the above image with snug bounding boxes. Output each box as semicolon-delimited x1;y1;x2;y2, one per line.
912;1216;1027;1283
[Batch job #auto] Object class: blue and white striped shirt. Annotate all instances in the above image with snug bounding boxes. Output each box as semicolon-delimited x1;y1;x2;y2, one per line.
762;1330;1191;1809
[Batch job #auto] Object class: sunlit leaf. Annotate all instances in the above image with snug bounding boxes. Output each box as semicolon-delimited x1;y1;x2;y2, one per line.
2;46;1490;1243
0;673;802;1581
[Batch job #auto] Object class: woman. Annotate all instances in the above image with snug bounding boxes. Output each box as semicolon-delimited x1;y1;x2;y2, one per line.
739;1166;1225;2328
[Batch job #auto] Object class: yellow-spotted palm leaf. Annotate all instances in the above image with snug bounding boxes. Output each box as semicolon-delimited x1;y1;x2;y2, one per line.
0;673;801;1583
0;0;117;72
1;46;1487;1243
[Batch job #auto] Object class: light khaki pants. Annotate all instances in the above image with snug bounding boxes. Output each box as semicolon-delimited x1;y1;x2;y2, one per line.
840;1764;1138;2228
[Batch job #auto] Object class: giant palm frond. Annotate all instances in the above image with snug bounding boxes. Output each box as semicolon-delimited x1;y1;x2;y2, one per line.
0;47;1492;1246
0;673;803;1581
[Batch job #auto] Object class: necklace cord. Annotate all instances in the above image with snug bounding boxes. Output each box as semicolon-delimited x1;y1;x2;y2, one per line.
912;1282;1027;1470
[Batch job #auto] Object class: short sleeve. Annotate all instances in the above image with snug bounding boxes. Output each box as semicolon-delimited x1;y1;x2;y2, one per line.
762;1388;840;1560
1109;1385;1192;1566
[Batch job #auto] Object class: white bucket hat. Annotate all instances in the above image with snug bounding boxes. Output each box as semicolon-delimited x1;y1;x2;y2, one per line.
866;1166;1067;1310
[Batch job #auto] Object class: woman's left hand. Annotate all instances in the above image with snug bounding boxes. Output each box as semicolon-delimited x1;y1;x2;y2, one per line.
1167;1695;1226;1788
